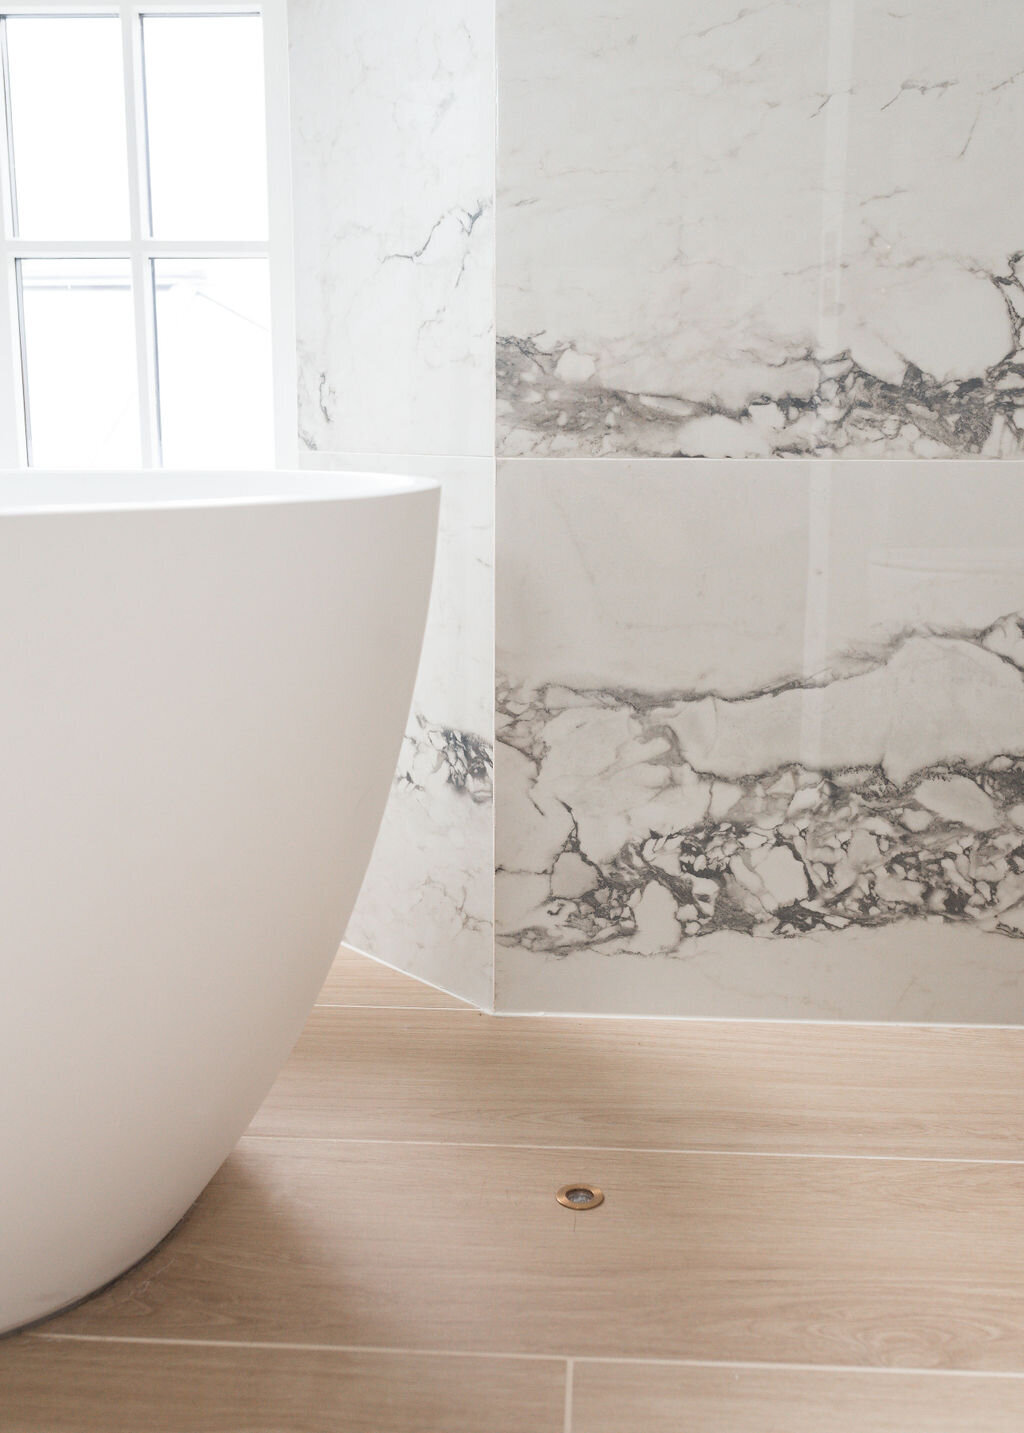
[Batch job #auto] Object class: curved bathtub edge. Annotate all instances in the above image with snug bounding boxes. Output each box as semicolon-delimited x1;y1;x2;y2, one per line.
0;1194;207;1342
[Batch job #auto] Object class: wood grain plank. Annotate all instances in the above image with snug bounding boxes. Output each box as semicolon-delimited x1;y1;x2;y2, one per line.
249;1004;1024;1161
316;945;471;1009
571;1361;1024;1433
0;1337;564;1432
44;1140;1024;1371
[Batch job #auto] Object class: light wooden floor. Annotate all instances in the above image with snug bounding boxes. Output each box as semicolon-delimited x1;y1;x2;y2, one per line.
3;948;1024;1430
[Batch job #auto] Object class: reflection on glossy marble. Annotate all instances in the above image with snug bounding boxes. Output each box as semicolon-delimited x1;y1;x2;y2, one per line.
304;454;494;1009
497;0;1024;458
495;460;1024;1018
290;0;494;458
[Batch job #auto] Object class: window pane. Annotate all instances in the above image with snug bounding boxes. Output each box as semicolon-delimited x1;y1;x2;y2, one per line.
154;258;273;467
20;260;141;468
143;16;268;240
5;18;130;239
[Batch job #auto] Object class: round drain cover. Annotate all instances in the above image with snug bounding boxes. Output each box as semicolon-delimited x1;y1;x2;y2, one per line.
556;1183;604;1210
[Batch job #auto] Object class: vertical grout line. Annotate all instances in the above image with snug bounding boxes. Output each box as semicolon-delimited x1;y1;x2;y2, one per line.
799;0;854;770
799;466;833;770
816;0;854;360
0;16;26;465
563;1357;574;1433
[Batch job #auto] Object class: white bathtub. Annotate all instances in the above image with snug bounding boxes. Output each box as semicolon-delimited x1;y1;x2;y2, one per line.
0;470;439;1334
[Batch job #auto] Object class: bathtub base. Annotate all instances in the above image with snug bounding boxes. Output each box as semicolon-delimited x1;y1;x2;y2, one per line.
1;1201;201;1340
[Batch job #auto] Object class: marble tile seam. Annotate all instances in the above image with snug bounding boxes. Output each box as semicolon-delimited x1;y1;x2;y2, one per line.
493;454;1024;464
301;450;497;462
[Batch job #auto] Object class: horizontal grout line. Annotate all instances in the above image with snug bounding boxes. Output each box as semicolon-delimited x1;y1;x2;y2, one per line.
238;1134;1024;1167
570;1356;1024;1380
493;457;1024;468
32;1335;1024;1380
32;1334;563;1363
301;450;494;462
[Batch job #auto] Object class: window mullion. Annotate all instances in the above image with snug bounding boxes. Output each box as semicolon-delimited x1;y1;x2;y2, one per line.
0;17;18;240
0;19;25;465
261;0;296;469
0;252;25;467
121;1;158;467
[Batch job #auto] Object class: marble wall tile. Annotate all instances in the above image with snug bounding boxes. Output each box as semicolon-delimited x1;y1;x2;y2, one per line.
289;0;495;458
304;453;494;1008
497;0;1024;459
495;459;1024;1019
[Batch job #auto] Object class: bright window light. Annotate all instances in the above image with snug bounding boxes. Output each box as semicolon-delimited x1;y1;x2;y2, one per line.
0;3;292;470
154;256;272;468
6;17;130;239
143;15;268;240
20;258;140;467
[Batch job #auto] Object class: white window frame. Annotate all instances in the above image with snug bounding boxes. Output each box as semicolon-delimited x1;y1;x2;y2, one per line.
0;0;296;469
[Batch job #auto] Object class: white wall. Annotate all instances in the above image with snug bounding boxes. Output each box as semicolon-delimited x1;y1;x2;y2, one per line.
288;0;495;1007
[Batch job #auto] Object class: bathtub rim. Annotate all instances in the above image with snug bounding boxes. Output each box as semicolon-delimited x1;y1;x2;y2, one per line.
0;468;440;516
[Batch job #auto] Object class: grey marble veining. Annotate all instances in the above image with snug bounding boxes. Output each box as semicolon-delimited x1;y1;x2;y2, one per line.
498;611;1024;956
301;453;495;1009
288;0;495;1002
347;709;494;1006
495;459;1024;1016
498;262;1024;457
290;0;495;457
497;0;1024;459
289;0;1024;1018
397;714;493;807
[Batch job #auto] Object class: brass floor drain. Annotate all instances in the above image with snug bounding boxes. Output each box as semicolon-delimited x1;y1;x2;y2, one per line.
556;1183;604;1210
